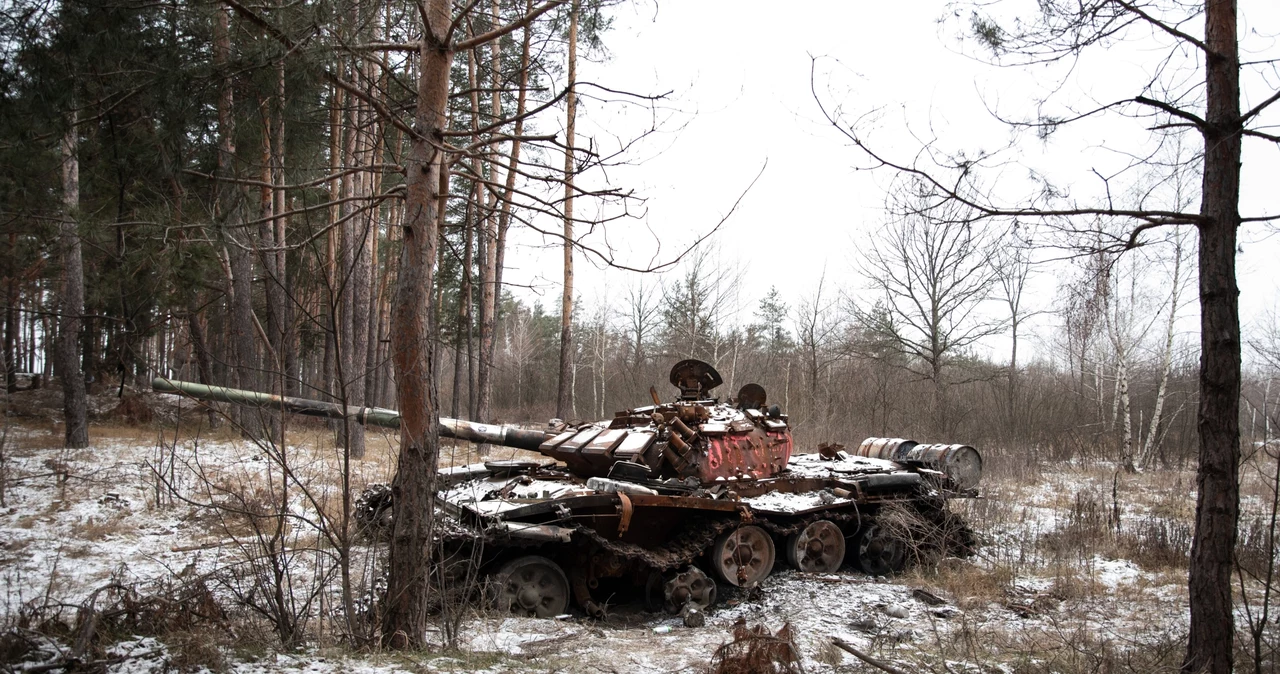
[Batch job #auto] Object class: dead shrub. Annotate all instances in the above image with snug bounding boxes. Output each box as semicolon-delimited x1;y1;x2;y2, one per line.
1038;489;1109;563
1236;514;1279;578
0;578;232;673
1119;514;1192;570
108;579;228;637
877;501;979;569
1047;567;1102;601
108;395;154;426
707;619;802;674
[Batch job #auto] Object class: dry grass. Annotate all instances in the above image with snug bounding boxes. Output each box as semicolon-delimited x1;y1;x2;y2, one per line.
883;457;1209;673
6;408;1275;672
905;559;1014;608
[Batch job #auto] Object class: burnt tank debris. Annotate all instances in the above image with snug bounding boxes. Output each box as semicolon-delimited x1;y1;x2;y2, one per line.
153;359;981;620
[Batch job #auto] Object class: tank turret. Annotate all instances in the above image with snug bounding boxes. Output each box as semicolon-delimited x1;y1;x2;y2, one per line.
153;358;981;490
537;360;792;483
152;359;795;485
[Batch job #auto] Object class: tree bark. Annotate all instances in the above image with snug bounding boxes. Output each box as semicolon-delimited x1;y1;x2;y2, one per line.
186;310;220;429
486;1;534;415
452;195;473;419
475;0;504;426
1184;1;1242;672
261;56;296;399
382;0;451;647
214;5;260;436
340;56;373;459
57;113;88;449
555;0;578;420
4;232;17;393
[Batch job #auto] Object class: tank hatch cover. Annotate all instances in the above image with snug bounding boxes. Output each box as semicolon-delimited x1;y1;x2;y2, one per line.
737;383;767;410
669;359;724;399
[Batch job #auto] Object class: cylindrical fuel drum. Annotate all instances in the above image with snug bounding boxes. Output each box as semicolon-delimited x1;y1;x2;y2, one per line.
855;437;919;462
903;443;983;490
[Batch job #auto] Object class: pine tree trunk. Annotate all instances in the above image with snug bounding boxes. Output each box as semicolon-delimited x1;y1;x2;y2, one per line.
476;5;504;427
57;113;88;449
556;0;578;420
4;232;17;393
486;9;532;419
453;197;473;419
382;0;451;645
323;83;343;410
340;59;371;459
214;6;259;436
187;310;220;428
1183;1;1242;671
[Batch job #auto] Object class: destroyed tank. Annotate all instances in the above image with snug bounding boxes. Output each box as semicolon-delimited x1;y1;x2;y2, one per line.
153;359;981;619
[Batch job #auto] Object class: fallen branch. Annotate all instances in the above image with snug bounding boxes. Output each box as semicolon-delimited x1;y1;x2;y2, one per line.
830;638;909;674
18;648;164;674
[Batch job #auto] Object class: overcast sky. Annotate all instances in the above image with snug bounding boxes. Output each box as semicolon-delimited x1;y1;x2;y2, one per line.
502;0;1280;364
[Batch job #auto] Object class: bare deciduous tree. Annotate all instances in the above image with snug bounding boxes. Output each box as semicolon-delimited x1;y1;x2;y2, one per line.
855;183;1002;434
813;0;1280;661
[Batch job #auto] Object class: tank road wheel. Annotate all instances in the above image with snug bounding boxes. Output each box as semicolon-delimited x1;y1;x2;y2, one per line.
711;525;776;587
785;520;846;573
663;566;717;613
852;524;906;576
492;555;570;618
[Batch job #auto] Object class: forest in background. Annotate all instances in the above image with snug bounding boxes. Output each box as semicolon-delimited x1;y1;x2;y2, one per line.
2;0;1280;670
2;0;1278;468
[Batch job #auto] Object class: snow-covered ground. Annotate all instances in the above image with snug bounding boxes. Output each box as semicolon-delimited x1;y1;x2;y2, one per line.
0;421;1235;672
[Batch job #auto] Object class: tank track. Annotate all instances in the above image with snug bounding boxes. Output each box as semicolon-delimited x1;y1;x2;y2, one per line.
575;516;739;571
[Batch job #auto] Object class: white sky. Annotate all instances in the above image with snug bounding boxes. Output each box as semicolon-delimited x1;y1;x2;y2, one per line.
501;0;1280;364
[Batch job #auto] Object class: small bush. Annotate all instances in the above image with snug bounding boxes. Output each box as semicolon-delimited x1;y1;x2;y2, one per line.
707;620;801;674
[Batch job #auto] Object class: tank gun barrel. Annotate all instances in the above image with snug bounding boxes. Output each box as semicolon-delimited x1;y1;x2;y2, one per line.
151;378;548;451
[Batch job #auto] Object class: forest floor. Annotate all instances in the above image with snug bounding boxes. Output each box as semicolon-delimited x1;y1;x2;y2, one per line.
0;392;1275;673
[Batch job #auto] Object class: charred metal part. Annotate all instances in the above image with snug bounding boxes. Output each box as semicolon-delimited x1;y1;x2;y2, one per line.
785;520;846;573
681;603;706;628
855;437;918;462
578;516;739;572
491;521;575;543
493;555;571;618
485;460;540;477
852;524;906;576
818;442;845;459
664;567;716;613
736;383;767;410
857;437;983;490
711;525;776;587
669;359;723;399
569;565;606;618
903;443;983;490
616;491;634;536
